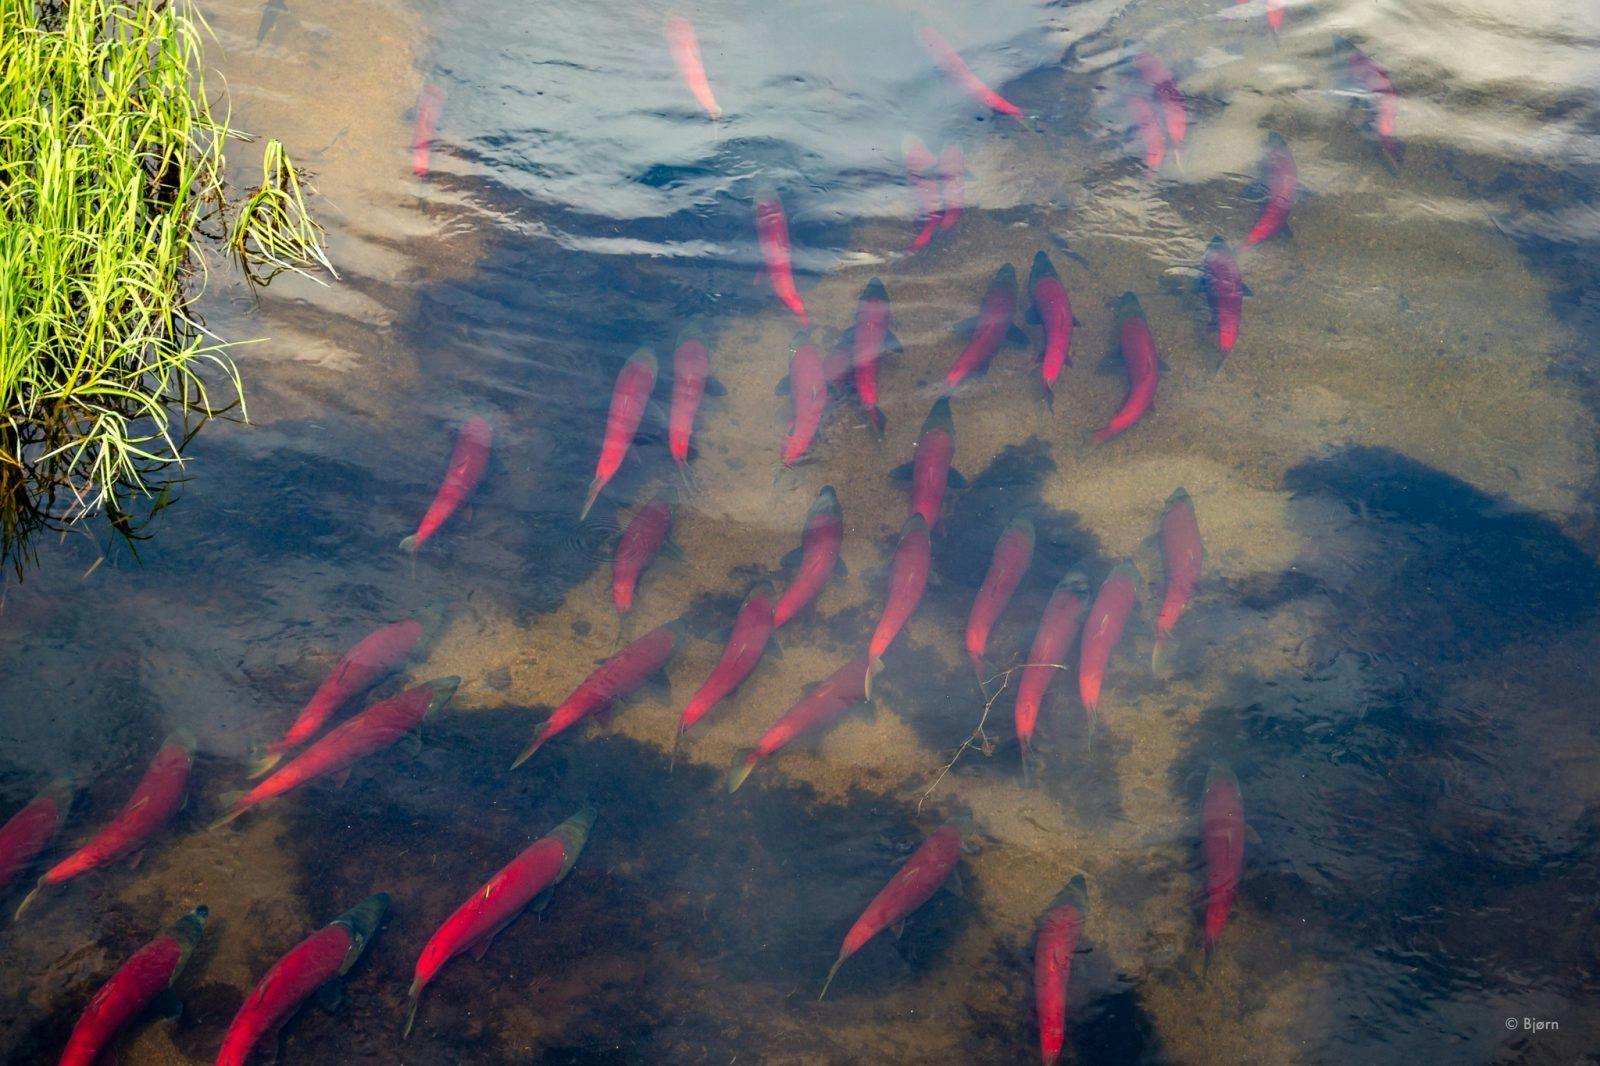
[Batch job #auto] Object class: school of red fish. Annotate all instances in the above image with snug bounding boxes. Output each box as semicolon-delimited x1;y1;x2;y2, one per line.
1;11;1415;1063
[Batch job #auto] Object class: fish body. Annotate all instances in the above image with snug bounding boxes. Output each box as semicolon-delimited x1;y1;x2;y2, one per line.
676;587;775;738
727;656;876;792
612;490;676;625
1014;572;1088;759
668;332;710;479
1129;95;1165;171
918;25;1023;118
820;823;963;997
903;136;942;252
867;515;931;671
906;398;957;529
756;195;810;327
402;416;491;553
943;264;1022;393
582;348;659;520
256;617;428;776
216;680;459;827
1201;237;1244;355
216;893;389;1066
1337;38;1400;166
1092;294;1157;443
1027;251;1077;409
966;517;1034;677
781;334;828;470
59;906;208;1066
411;84;445;177
847;278;895;436
665;16;721;120
255;0;287;47
937;145;965;229
1132;49;1185;148
1202;763;1245;968
405;807;595;1037
512;622;684;767
1153;488;1203;667
1078;565;1137;720
773;486;844;628
18;732;194;917
0;779;71;898
1035;878;1088;1066
1244;133;1298;247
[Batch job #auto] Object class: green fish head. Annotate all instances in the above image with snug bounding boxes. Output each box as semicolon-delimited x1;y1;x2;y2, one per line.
921;396;955;438
552;804;599;879
1028;250;1058;288
625;346;659;375
1205;761;1241;795
1057;569;1091;597
861;276;889;303
333;892;391;948
1004;514;1036;545
810;485;843;518
40;777;76;814
423;676;462;715
166;727;199;755
166;904;210;975
1264;131;1289;152
1107;560;1142;589
1114;292;1146;329
1163;486;1194;513
990;262;1018;296
900;513;931;540
1052;875;1090;915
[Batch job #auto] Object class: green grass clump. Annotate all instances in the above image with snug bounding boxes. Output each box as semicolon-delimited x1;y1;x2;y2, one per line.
0;0;331;567
230;138;336;285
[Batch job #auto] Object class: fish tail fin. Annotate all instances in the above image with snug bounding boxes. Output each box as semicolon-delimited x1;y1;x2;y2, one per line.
819;955;846;1000
864;658;883;699
1043;385;1055;413
403;984;421;1039
510;727;548;770
246;748;284;780
668;727;685;773
726;749;757;793
867;406;887;440
209;804;248;831
1201;939;1214;983
611;615;626;653
676;459;695;498
579;479;603;522
13;882;44;921
1090;425;1116;445
398;534;419;555
1151;634;1173;673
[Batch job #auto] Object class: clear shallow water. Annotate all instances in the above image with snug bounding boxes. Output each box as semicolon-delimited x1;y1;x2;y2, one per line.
3;0;1600;1062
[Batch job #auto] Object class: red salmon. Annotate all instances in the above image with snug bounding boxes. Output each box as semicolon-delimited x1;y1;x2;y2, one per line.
1131;47;1185;151
669;329;716;487
675;584;776;741
17;730;194;919
1201;763;1245;973
773;486;844;629
405;806;595;1037
1014;572;1089;764
755;193;810;327
612;488;677;640
918;25;1024;118
0;778;71;900
892;398;964;530
252;611;439;778
411;84;444;177
401;415;491;554
937;145;964;229
943;263;1026;394
1092;294;1158;444
845;278;898;437
1153;488;1203;669
581;348;659;520
1078;564;1137;721
966;517;1034;678
819;822;964;998
1267;0;1284;38
1128;94;1164;172
1243;132;1298;247
1336;37;1400;169
1201;237;1245;356
665;16;721;121
1035;877;1088;1066
213;679;459;828
779;333;828;473
727;656;878;792
216;893;389;1066
866;515;932;691
59;906;208;1066
511;622;685;768
903;135;942;252
1027;251;1080;410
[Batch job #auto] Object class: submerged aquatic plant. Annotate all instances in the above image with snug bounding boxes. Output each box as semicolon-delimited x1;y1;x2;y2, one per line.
0;0;330;573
